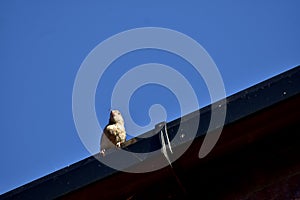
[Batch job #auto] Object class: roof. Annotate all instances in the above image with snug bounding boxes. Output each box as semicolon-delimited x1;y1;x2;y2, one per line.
1;65;300;199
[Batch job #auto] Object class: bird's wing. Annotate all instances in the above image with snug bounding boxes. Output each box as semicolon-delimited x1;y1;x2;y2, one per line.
105;125;118;135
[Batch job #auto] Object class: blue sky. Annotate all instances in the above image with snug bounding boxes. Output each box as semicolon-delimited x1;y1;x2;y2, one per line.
0;1;299;194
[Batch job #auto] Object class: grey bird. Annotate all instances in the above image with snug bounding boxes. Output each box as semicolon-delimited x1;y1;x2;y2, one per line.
100;110;126;156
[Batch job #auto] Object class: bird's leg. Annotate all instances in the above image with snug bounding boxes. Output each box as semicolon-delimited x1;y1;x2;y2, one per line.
100;149;106;157
116;142;121;148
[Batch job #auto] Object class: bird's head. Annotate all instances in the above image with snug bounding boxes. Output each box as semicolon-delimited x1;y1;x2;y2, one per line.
109;110;124;124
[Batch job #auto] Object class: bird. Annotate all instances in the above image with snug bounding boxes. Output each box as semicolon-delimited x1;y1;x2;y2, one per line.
100;109;126;156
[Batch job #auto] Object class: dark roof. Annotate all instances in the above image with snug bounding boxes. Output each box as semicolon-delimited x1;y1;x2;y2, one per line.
1;65;300;200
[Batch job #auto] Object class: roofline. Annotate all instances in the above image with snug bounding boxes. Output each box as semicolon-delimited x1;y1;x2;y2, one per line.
1;65;300;199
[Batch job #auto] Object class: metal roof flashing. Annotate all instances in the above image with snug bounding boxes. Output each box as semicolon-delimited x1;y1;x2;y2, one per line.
1;65;300;200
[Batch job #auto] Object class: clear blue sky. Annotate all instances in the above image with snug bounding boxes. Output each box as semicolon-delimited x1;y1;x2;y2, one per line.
0;1;299;195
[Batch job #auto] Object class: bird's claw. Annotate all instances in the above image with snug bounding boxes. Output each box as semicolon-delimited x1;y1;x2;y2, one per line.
100;149;106;157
